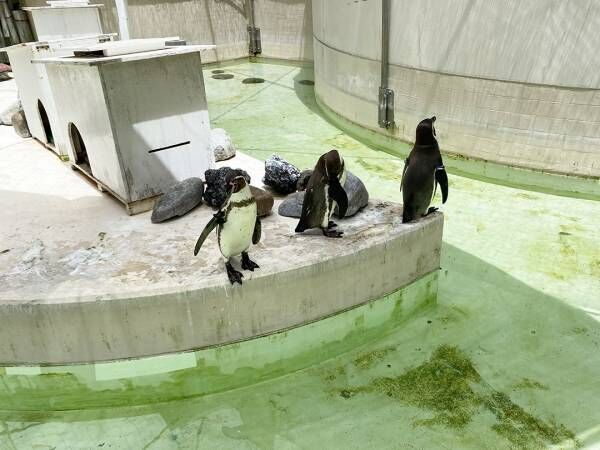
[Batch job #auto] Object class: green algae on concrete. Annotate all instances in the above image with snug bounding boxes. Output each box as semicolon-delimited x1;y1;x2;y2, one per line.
340;345;578;448
0;272;438;412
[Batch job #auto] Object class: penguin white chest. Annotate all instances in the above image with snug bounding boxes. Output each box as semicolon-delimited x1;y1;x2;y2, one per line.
218;201;257;258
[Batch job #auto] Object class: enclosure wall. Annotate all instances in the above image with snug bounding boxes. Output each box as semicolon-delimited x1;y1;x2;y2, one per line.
312;0;600;178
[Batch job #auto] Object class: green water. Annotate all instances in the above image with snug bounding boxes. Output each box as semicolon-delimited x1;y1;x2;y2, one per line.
1;61;599;449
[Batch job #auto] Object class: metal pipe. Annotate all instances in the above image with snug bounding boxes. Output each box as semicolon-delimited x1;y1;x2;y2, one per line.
247;0;261;55
115;0;130;40
380;0;390;89
378;0;394;129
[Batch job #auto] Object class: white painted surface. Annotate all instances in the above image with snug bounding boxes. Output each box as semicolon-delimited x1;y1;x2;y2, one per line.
42;49;214;204
3;35;113;157
24;5;104;41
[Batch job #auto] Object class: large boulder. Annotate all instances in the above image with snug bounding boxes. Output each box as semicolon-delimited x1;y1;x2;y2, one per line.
263;155;300;194
151;178;204;223
203;167;251;208
11;109;31;138
250;186;274;217
210;128;236;161
1;100;20;126
341;171;369;216
278;171;369;218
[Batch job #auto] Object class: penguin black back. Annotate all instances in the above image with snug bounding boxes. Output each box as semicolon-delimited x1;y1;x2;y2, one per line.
295;149;348;237
401;116;448;223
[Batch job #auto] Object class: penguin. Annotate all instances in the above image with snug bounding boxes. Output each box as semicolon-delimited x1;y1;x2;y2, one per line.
401;116;448;223
295;149;349;237
194;175;261;285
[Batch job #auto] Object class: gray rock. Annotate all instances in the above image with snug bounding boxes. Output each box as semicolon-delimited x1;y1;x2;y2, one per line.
278;171;369;218
339;171;369;216
210;128;236;161
263;155;301;194
151;178;204;223
296;169;313;191
278;191;305;218
11;109;30;138
250;186;274;217
1;100;20;126
203;167;251;208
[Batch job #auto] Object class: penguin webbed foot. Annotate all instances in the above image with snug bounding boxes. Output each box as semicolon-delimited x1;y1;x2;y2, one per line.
322;228;344;238
328;221;338;229
426;207;439;216
241;252;259;271
226;261;244;285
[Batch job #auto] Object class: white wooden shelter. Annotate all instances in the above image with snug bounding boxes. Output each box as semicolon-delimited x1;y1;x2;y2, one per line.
36;43;216;214
3;35;113;158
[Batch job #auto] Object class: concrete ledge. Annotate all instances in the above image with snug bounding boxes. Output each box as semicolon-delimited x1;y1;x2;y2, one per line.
0;140;443;365
0;271;437;411
0;202;442;365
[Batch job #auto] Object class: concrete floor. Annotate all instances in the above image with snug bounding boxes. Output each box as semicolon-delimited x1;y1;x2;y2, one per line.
1;61;600;449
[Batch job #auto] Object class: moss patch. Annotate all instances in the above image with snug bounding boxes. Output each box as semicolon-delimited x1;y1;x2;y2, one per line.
512;378;549;391
353;346;396;370
340;345;577;448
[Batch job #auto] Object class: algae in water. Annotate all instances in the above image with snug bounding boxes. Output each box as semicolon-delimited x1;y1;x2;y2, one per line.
340;345;577;448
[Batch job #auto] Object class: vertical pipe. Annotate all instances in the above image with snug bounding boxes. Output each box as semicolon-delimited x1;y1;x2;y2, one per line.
115;0;130;40
378;0;394;128
380;0;390;89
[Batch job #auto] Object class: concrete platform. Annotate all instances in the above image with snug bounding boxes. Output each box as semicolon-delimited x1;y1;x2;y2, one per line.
0;127;443;365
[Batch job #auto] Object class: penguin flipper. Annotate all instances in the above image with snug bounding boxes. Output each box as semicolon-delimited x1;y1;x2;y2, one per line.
400;157;409;192
252;216;261;245
435;165;449;204
193;211;225;256
329;177;348;218
295;187;314;232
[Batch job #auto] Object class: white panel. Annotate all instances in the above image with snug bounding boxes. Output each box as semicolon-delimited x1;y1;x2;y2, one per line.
100;51;214;202
44;63;127;197
27;7;103;41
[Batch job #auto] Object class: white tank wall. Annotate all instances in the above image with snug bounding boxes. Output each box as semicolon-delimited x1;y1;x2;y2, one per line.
313;0;600;178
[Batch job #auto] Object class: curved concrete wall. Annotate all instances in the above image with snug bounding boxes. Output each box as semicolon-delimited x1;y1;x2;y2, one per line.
313;0;600;179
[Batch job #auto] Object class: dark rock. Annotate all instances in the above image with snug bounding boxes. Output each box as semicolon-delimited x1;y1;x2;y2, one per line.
250;186;274;217
203;167;251;208
296;169;313;191
151;178;204;223
263;155;301;194
11;109;30;138
278;171;369;218
278;191;304;218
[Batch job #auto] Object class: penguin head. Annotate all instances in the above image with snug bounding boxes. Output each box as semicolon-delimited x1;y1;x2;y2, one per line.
415;116;437;146
228;175;248;194
324;149;345;180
